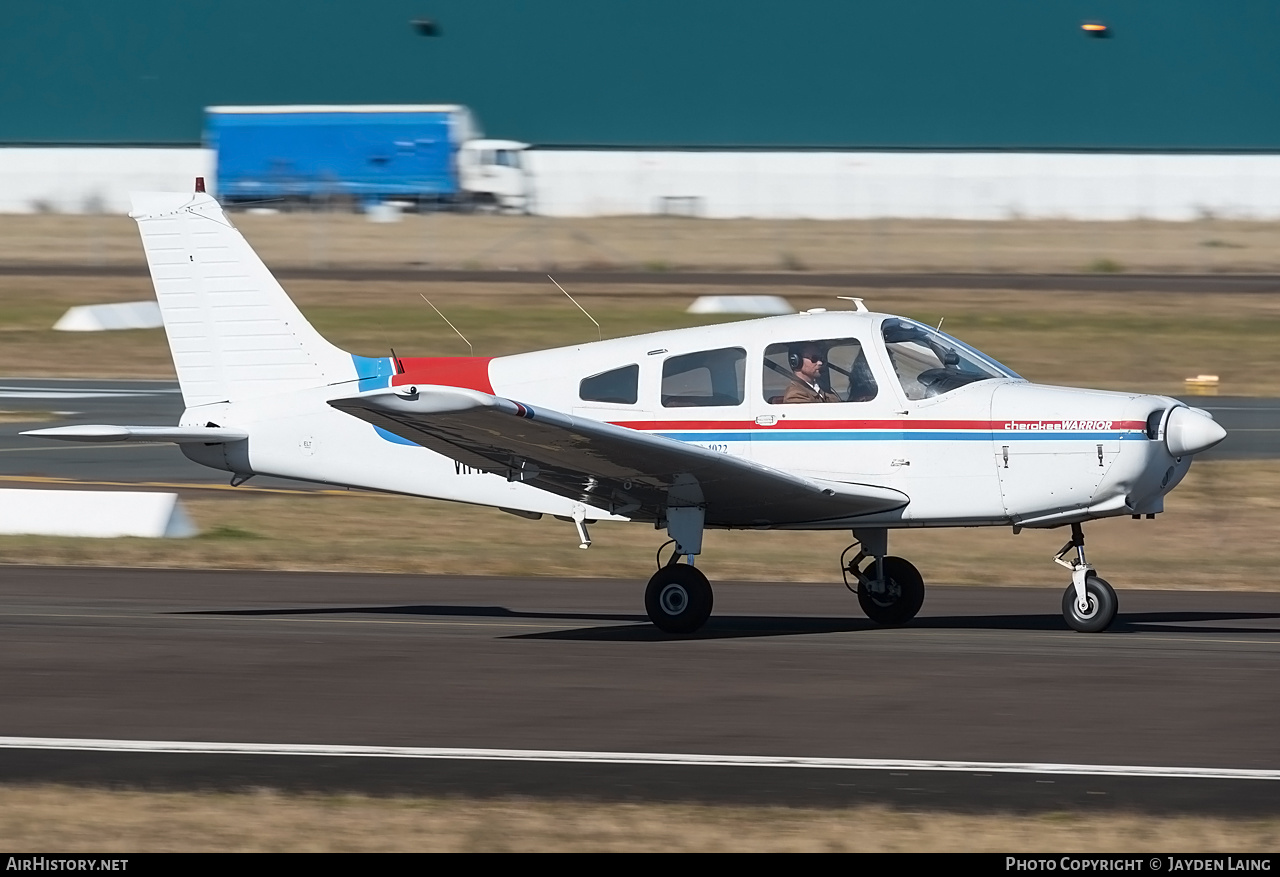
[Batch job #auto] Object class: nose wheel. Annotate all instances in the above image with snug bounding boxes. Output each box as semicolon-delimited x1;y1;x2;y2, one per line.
645;563;713;634
1055;523;1119;632
1061;574;1118;633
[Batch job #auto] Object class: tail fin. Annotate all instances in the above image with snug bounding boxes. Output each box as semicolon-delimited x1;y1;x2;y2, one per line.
130;190;358;408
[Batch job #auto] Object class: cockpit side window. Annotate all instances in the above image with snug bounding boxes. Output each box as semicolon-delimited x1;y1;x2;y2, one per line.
661;347;746;408
579;364;639;405
881;318;1013;400
762;338;878;404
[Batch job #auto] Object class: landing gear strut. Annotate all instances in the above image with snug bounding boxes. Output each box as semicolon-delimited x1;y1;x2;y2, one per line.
1054;523;1118;632
645;507;712;635
841;529;926;626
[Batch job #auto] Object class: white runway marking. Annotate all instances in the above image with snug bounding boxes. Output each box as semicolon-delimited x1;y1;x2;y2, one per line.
1;737;1276;781
0;380;179;400
0;389;173;400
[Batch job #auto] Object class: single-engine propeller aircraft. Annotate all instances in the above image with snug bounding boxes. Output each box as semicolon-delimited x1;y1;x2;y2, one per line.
26;185;1227;634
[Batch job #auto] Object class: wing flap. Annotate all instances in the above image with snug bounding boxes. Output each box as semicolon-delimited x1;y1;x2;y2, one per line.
330;386;908;526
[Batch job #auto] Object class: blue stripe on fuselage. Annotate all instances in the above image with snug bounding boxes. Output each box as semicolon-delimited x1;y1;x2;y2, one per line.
373;425;420;446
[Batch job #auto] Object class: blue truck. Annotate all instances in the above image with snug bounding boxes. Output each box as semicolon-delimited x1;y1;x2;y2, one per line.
205;104;529;210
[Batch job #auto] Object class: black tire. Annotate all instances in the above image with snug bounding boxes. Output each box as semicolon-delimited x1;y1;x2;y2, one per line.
857;556;925;626
1061;575;1118;632
645;564;714;634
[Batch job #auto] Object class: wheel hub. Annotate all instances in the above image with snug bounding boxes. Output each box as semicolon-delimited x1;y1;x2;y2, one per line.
863;572;901;606
1074;595;1099;620
659;583;689;615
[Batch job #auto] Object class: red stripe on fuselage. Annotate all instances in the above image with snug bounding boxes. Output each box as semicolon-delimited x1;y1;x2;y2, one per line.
612;419;1148;431
392;357;495;394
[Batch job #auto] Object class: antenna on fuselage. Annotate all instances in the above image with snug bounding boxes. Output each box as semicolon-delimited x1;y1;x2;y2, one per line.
419;294;473;356
548;275;601;342
836;296;868;313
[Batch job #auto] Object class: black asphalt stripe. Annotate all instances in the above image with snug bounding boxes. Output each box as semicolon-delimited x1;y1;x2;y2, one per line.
5;263;1280;292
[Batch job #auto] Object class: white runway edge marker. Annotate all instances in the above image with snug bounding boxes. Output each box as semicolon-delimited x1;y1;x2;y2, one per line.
687;295;792;315
53;301;163;332
0;490;196;538
0;737;1276;781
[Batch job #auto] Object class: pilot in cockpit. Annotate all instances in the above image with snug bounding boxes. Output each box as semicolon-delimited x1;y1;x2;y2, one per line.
781;343;839;403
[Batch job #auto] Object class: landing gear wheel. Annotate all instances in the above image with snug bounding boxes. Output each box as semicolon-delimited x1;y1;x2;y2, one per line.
1061;575;1118;632
645;564;713;634
857;556;925;626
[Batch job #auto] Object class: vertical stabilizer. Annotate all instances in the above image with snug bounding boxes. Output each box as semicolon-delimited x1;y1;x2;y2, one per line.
129;191;356;407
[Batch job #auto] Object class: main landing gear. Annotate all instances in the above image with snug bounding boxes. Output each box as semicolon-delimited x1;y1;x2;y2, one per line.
841;529;926;626
1054;523;1118;632
645;507;713;634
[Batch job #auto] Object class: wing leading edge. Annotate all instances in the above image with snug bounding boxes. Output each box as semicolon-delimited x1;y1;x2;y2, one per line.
329;385;908;526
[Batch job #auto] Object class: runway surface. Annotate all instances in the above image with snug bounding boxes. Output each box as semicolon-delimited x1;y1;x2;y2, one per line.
2;567;1278;812
1;379;1274;492
0;379;316;491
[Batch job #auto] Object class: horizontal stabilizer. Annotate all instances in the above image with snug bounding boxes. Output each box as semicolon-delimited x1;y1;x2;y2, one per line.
21;425;248;444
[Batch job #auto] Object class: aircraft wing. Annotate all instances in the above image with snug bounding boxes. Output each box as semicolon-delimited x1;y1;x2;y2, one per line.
329;386;908;526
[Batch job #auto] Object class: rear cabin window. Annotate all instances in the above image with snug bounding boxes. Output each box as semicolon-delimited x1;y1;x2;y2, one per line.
579;364;639;405
661;347;746;408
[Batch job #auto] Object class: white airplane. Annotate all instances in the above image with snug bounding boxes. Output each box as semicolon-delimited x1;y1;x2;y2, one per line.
26;186;1227;635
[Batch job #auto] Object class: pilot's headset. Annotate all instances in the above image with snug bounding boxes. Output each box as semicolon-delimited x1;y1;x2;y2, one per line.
789;345;824;370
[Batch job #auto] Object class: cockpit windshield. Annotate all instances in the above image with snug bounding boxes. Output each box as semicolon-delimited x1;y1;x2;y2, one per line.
881;317;1019;400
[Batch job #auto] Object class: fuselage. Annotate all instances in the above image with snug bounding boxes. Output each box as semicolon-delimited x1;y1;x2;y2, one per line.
179;309;1209;530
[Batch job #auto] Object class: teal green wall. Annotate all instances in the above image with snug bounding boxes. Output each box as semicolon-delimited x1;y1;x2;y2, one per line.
2;1;1278;148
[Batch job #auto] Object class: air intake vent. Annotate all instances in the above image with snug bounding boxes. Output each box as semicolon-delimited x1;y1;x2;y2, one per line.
1145;409;1166;440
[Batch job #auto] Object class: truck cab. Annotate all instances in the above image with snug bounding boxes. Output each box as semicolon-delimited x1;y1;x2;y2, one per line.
457;139;530;212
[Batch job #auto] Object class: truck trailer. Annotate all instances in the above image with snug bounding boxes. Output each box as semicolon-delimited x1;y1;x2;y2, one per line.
205;104;529;211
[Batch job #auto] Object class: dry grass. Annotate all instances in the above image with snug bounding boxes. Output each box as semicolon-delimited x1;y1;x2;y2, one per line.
5;212;1280;274
4;274;1280;394
0;410;54;423
1;785;1276;852
3;211;1280;392
0;460;1275;590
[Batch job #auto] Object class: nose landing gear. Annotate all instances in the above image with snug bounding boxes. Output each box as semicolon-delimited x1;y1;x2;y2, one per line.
1054;523;1118;632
